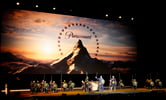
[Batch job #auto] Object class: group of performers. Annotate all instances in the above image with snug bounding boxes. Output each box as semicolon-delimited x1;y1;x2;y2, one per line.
61;80;75;91
81;75;163;92
30;80;58;93
30;79;75;93
81;75;118;92
145;78;163;89
30;74;163;93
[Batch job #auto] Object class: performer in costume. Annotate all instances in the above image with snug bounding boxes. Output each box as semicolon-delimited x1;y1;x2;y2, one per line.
155;78;163;88
81;80;85;91
118;79;125;89
109;75;117;91
41;80;45;92
145;78;150;88
145;78;155;89
36;80;41;92
95;75;105;92
62;80;68;91
155;78;163;89
50;81;58;92
68;80;75;91
149;79;154;89
118;73;124;89
43;81;49;93
131;79;138;89
131;73;138;89
84;76;90;92
30;80;36;93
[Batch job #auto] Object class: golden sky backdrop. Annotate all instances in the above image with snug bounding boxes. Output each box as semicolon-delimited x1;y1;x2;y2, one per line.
1;9;137;62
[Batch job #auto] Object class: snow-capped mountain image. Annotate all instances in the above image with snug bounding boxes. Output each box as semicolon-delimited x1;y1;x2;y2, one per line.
50;39;112;74
0;39;136;75
0;9;137;75
20;39;113;74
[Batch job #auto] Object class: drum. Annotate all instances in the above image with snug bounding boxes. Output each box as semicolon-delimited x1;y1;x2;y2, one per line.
44;83;49;89
52;84;58;89
150;81;154;87
158;81;162;87
89;81;99;91
110;80;117;87
63;83;68;88
69;82;75;88
133;81;137;87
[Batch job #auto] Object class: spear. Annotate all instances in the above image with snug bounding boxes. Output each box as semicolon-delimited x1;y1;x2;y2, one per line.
110;73;111;79
86;72;88;77
96;72;98;77
118;73;121;80
109;73;111;88
60;72;63;91
50;74;52;82
43;74;45;80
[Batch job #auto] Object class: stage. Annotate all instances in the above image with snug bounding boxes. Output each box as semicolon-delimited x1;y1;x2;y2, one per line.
1;87;166;100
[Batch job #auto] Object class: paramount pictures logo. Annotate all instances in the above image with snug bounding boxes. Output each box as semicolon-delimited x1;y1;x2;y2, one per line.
65;31;92;39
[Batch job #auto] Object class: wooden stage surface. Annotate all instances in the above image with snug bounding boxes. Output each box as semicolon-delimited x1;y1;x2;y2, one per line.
3;88;166;100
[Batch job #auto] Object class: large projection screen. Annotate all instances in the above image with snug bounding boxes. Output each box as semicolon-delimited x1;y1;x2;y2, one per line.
0;9;137;75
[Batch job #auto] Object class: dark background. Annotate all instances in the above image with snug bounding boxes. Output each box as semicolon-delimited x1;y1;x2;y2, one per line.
0;0;166;90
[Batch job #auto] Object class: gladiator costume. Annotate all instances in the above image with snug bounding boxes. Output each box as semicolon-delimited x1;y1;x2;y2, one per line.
81;80;85;90
43;81;49;93
68;80;75;91
131;79;138;89
30;81;36;93
62;80;68;91
119;79;124;89
84;76;90;92
50;81;58;92
95;75;105;92
36;80;41;92
109;76;117;91
155;78;162;89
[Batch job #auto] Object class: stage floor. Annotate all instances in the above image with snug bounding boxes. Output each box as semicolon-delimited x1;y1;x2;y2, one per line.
3;88;166;100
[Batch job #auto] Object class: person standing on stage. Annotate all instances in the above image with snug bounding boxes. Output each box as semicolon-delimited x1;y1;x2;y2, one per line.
155;78;163;89
30;80;36;93
62;80;68;91
118;79;125;89
84;76;90;92
50;81;58;92
68;80;75;91
145;78;150;88
95;75;105;92
149;79;154;89
131;78;138;89
43;81;49;93
81;80;85;91
109;75;117;91
36;80;41;92
41;80;45;92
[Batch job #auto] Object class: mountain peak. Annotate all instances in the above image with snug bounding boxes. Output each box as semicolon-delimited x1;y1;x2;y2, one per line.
78;39;83;46
73;39;84;50
72;39;90;58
